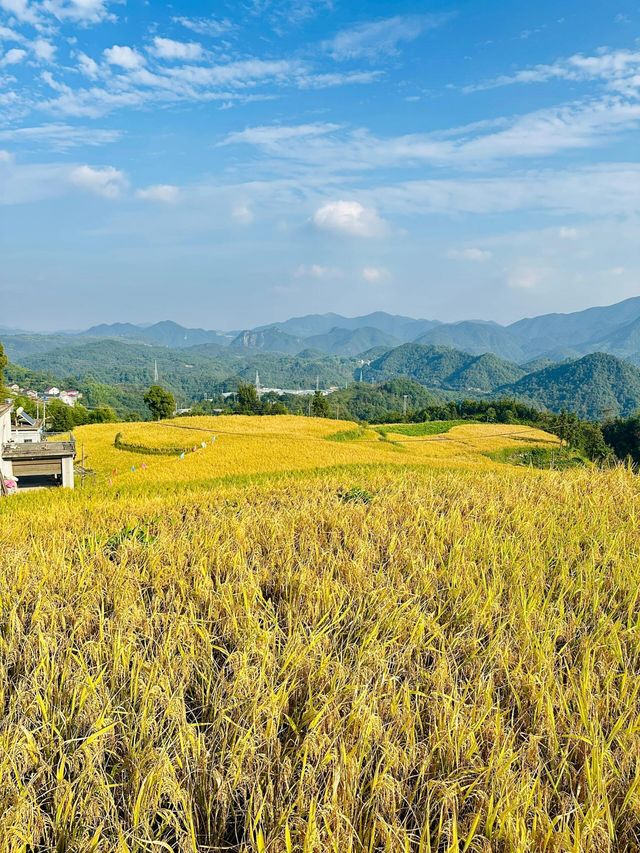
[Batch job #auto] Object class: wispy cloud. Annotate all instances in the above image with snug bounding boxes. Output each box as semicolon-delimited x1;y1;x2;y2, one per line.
464;47;640;94
225;94;640;170
447;247;493;262
0;122;121;149
325;13;452;60
172;15;233;37
248;0;333;28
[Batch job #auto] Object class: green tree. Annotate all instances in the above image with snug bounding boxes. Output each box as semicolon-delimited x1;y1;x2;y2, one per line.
46;399;75;432
311;391;331;418
236;382;261;414
144;385;176;420
0;341;7;391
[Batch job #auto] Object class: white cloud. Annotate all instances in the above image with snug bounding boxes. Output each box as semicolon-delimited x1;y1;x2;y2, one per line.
508;266;549;289
0;0;38;25
150;37;203;62
609;266;626;276
558;226;579;239
448;247;493;261
0;47;26;66
326;14;451;60
297;70;383;89
0;24;23;41
136;184;179;203
0;149;12;162
0;123;121;150
313;200;387;238
294;264;338;279
103;45;145;70
362;266;388;282
225;96;640;172
224;122;341;148
31;39;56;62
77;51;99;78
465;47;640;95
41;0;116;24
172;15;233;36
69;164;127;199
231;201;254;224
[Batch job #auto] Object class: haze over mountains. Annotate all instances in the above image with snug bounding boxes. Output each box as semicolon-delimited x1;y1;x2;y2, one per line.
4;296;640;420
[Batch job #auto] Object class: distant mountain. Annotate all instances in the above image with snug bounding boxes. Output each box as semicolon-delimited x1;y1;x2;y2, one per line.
228;328;304;355
364;344;523;392
304;326;400;357
83;321;232;349
588;316;640;359
2;333;83;360
415;321;525;362
509;297;640;359
260;311;439;342
229;325;401;357
504;353;640;418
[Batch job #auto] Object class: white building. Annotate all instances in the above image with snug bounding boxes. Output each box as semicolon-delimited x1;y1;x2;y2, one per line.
0;403;12;480
59;390;81;407
1;403;76;490
11;409;43;444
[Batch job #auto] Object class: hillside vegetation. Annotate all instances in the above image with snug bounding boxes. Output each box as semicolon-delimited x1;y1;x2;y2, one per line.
2;416;640;851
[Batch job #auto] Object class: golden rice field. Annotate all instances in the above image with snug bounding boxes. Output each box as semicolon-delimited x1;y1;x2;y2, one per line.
71;415;560;489
4;415;640;852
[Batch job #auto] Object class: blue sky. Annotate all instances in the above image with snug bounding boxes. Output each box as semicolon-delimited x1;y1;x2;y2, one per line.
1;0;639;331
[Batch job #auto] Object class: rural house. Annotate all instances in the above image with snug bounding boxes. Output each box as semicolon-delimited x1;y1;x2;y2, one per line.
1;403;76;491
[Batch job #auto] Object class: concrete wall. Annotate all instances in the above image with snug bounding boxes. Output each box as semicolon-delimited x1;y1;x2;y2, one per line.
10;428;43;444
61;455;75;489
0;407;12;478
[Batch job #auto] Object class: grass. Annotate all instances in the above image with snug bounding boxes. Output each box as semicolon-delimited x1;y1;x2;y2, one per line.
3;415;638;850
488;444;587;470
375;419;476;437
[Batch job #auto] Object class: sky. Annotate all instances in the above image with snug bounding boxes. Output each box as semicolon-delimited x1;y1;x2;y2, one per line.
1;0;640;331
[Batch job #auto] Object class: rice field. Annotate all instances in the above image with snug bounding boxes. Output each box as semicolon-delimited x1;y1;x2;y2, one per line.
3;416;640;851
71;415;559;489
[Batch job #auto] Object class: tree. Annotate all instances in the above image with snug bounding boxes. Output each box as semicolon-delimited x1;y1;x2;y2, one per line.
311;390;330;418
0;341;7;390
144;385;175;420
46;399;75;432
236;382;261;414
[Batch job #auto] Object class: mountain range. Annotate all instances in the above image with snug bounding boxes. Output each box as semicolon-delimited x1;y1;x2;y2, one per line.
4;296;640;420
4;297;640;363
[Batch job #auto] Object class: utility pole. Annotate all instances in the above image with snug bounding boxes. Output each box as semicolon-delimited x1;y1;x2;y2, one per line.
154;360;159;383
403;395;409;419
308;396;312;417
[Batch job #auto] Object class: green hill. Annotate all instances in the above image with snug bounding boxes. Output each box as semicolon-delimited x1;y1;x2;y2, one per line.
504;352;640;418
447;353;526;392
364;344;523;393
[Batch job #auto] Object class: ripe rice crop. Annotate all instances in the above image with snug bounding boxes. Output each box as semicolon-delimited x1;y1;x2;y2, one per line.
3;417;637;851
72;415;558;489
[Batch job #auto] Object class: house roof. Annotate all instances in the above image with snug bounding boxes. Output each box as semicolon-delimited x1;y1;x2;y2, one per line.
0;403;12;418
2;441;76;461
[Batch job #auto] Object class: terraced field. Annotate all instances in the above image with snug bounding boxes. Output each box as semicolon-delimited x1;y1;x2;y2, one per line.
3;416;639;852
